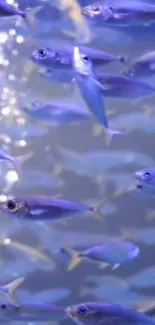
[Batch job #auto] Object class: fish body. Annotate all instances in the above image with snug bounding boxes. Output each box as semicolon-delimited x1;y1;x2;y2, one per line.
126;51;155;77
23;100;90;123
97;73;155;98
39;68;74;83
66;302;155;325
82;0;155;26
73;46;122;140
0;196;94;221
79;241;139;263
30;44;125;70
66;241;139;270
0;302;65;322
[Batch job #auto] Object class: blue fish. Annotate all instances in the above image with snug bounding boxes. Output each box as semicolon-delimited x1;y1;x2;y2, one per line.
0;195;102;221
66;302;155;325
0;302;65;322
73;46;123;143
23;100;91;124
64;240;139;270
0;0;40;26
30;44;125;70
82;0;155;26
124;51;155;77
97;73;155;98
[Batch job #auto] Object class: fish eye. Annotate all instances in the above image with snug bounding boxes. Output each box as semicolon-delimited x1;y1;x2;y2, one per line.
1;304;6;309
144;171;151;179
83;56;89;63
77;305;88;315
6;199;17;212
38;48;47;58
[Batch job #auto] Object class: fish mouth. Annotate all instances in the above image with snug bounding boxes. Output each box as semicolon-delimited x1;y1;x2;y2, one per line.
66;306;77;318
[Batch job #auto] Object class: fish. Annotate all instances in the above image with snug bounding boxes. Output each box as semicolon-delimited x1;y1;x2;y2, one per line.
66;302;155;325
128;266;155;288
0;146;31;176
0;235;53;266
73;46;123;144
0;195;104;221
23;100;91;124
97;73;155;98
0;302;66;322
124;50;155;77
30;44;125;70
65;240;139;271
80;275;147;307
82;0;155;26
0;1;40;26
0;277;24;306
135;168;155;194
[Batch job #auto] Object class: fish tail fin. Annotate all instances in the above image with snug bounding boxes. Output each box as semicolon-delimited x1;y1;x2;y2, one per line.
90;198;106;222
13;153;32;176
65;248;82;271
104;128;124;146
0;277;24;306
23;6;41;27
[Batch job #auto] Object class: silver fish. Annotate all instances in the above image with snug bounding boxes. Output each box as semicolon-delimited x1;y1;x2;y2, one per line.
73;46;123;144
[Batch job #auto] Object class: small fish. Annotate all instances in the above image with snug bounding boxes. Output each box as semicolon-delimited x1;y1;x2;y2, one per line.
97;73;155;98
65;240;139;271
23;100;91;124
0;146;31;175
0;278;24;306
0;1;40;26
135;168;155;194
0;235;53;266
125;51;155;77
0;195;104;221
73;46;123;144
82;0;155;26
66;302;155;325
0;302;65;322
30;44;125;70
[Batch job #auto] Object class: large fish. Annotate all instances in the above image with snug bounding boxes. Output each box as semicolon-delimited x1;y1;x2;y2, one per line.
30;44;125;70
0;195;103;221
82;0;155;26
66;302;155;325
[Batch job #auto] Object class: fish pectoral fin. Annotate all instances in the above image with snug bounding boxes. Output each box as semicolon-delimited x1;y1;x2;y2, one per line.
112;263;120;270
90;76;107;91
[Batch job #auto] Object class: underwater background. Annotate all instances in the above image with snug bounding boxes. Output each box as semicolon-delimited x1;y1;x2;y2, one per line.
1;0;155;322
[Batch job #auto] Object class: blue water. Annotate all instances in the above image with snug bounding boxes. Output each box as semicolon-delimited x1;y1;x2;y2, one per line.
1;0;155;322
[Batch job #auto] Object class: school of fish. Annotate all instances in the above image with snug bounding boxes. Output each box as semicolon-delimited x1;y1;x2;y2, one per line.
0;0;155;323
